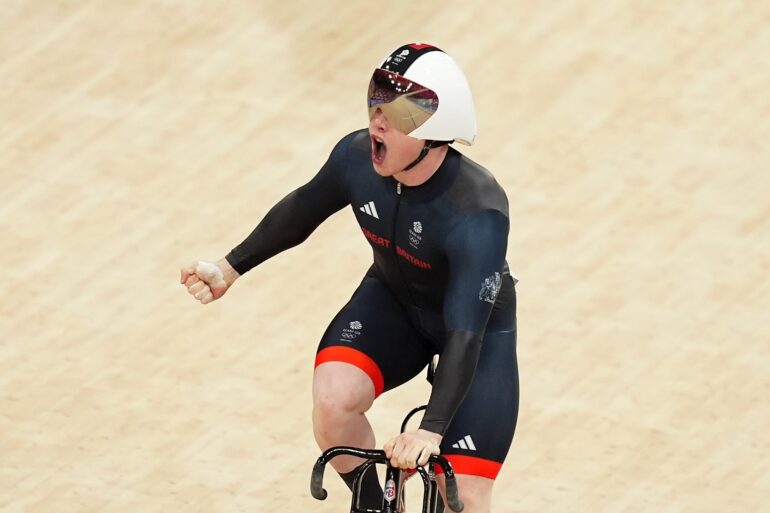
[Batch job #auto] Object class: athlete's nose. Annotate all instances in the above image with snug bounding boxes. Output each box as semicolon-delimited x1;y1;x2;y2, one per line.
370;108;389;132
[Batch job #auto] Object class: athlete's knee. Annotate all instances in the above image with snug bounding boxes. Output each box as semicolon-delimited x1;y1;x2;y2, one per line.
313;361;376;420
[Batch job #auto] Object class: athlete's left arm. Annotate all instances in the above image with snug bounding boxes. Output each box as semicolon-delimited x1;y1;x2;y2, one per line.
419;209;510;436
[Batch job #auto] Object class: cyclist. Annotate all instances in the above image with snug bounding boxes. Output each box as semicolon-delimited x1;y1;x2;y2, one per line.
181;43;519;513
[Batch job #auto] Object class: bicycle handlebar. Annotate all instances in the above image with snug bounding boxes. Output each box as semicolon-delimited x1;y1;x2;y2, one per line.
310;447;464;512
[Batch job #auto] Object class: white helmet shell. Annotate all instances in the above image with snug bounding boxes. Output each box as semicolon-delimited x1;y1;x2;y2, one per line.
377;44;477;146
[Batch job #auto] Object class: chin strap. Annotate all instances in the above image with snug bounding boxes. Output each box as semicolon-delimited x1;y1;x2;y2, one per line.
402;140;451;171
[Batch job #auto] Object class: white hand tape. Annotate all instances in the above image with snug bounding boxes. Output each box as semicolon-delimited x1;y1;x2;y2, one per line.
195;261;226;288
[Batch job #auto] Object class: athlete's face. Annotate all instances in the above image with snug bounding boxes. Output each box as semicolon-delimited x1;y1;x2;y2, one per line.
368;108;425;177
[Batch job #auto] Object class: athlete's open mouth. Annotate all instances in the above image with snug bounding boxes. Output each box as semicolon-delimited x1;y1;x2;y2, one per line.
371;135;387;165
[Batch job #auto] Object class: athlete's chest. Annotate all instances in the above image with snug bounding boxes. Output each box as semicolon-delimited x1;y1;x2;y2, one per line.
351;178;447;273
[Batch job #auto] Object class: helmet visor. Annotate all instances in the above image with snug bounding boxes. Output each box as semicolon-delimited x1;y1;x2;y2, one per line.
367;68;439;135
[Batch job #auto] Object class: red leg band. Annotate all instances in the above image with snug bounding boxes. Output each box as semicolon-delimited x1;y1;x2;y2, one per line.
434;454;503;480
315;346;385;398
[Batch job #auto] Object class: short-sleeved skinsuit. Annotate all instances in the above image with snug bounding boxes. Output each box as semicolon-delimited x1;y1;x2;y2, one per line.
226;129;519;479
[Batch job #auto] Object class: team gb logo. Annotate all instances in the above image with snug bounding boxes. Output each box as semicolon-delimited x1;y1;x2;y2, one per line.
479;272;502;304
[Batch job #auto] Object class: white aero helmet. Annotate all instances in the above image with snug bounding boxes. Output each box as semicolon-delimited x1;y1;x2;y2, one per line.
368;43;477;146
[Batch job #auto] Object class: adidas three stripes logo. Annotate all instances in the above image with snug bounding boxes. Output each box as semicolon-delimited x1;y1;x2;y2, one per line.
359;201;379;219
451;435;477;451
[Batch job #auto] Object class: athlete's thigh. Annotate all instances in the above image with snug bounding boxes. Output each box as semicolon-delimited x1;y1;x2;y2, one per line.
439;324;519;480
315;272;433;398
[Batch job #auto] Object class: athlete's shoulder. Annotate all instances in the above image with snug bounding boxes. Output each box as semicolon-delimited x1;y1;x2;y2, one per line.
447;150;509;217
331;128;370;156
322;129;371;184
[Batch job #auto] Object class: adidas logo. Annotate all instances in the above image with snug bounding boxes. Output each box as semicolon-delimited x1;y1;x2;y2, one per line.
359;201;379;219
451;435;477;451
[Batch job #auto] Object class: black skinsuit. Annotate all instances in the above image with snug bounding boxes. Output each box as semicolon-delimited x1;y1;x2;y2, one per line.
226;129;518;477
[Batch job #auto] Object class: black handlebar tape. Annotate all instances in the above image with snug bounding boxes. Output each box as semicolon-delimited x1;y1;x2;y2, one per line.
429;455;464;512
310;459;327;500
443;474;464;512
310;447;380;501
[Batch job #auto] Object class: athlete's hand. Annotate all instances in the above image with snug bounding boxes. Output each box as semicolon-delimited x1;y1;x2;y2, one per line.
180;259;238;304
383;429;442;469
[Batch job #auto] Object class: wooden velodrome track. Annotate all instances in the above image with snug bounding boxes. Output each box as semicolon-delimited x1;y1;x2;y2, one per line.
1;1;768;512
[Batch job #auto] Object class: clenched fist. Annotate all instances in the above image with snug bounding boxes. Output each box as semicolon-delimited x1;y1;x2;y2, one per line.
180;259;239;304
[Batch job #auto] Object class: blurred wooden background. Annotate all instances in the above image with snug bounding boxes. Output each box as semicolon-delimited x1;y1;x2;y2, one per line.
1;1;768;511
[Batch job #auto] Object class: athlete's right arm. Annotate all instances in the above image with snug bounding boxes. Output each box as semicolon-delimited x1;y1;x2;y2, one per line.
180;134;354;304
224;135;353;275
